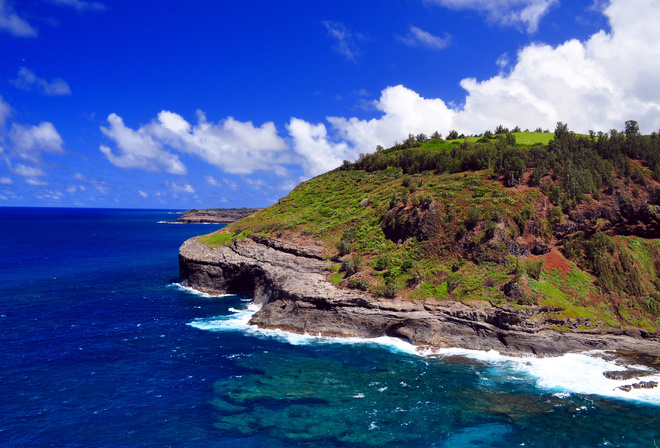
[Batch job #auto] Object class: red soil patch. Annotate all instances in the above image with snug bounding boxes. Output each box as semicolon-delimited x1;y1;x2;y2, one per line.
542;248;571;276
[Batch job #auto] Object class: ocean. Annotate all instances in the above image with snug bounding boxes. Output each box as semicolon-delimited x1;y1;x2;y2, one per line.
1;207;658;447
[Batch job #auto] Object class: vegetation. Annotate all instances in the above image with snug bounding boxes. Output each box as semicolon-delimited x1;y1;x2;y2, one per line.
199;121;660;333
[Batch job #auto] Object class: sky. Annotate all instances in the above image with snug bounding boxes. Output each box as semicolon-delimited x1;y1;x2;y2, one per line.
1;0;659;209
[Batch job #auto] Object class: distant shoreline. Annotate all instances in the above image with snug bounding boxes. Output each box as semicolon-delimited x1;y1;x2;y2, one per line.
175;208;261;224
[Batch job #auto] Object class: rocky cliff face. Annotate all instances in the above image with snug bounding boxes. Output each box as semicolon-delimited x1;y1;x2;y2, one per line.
179;236;660;357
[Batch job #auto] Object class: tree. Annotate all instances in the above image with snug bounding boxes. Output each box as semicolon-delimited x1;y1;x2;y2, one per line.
430;131;442;140
625;120;640;137
494;124;508;134
554;122;569;139
447;129;459;140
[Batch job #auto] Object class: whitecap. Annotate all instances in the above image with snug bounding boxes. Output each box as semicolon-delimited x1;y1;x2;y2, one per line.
188;299;660;406
421;347;660;406
168;282;238;299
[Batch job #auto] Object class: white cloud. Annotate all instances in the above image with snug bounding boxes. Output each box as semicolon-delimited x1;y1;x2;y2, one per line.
398;26;451;50
138;190;148;198
168;181;195;194
100;110;289;175
99;113;186;174
36;190;63;200
287;118;354;177
310;0;660;158
205;175;238;190
0;177;12;184
49;0;106;11
25;177;48;186
425;0;558;33
10;67;72;96
0;96;11;127
328;85;455;152
322;21;363;63
13;164;45;177
71;173;109;194
9;122;65;161
0;0;37;37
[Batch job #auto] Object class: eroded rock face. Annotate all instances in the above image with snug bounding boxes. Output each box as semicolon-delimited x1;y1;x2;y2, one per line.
179;236;660;357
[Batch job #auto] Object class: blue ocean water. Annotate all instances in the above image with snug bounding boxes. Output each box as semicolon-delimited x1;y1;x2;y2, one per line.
1;207;659;447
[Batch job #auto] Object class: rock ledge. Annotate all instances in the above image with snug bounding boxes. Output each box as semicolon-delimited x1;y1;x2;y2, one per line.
179;236;660;357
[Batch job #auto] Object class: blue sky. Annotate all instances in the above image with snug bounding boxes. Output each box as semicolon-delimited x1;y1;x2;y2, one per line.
1;0;659;209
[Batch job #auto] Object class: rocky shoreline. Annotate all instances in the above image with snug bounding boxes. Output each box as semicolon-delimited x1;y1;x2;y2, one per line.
179;235;660;361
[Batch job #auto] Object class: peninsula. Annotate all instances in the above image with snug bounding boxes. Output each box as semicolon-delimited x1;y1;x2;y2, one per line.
176;208;261;224
180;123;660;359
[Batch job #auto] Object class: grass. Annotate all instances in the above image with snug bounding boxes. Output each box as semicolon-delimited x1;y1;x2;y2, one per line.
194;135;660;332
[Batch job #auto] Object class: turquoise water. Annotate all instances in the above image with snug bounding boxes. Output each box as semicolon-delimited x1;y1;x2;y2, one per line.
1;207;658;447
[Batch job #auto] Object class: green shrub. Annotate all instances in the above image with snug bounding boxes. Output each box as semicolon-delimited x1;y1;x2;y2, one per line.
525;258;545;280
347;277;370;291
465;207;481;229
374;255;390;271
340;255;363;276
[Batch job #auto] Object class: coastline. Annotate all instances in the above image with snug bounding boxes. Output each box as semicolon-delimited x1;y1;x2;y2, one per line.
179;236;660;361
179;283;660;404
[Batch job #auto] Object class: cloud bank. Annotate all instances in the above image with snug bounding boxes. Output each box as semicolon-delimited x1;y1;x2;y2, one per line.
99;111;289;175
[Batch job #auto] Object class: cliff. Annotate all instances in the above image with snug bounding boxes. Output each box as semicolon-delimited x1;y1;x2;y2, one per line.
179;128;660;358
179;235;660;357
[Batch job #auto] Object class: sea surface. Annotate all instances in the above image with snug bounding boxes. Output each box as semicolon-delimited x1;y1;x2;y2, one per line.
1;207;659;447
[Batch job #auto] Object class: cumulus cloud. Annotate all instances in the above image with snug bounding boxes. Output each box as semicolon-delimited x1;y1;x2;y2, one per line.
425;0;558;33
100;110;289;175
99;113;186;174
287;118;354;177
10;67;72;96
303;0;660;164
322;21;364;63
1;177;13;184
398;26;451;50
9;122;65;161
0;0;37;37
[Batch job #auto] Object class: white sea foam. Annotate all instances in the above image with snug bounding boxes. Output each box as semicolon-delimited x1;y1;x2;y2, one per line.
188;303;660;406
421;346;660;405
168;282;238;299
157;220;220;225
187;303;418;355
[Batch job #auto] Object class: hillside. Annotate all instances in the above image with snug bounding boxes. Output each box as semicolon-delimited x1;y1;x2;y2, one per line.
195;123;660;335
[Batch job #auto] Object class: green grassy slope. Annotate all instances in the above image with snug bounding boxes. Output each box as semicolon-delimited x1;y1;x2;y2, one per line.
200;130;660;333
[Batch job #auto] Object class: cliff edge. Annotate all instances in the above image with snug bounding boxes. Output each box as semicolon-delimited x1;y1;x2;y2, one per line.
179;235;660;357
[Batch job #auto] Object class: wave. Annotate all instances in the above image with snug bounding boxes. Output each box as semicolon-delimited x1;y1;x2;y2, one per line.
187;304;418;356
157;221;221;225
167;282;239;299
420;347;660;406
189;303;660;406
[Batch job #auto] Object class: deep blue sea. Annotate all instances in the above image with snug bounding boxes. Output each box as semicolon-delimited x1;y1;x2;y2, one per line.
1;207;659;447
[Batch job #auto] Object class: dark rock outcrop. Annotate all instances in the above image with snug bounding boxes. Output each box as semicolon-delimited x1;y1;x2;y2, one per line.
179;236;660;358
